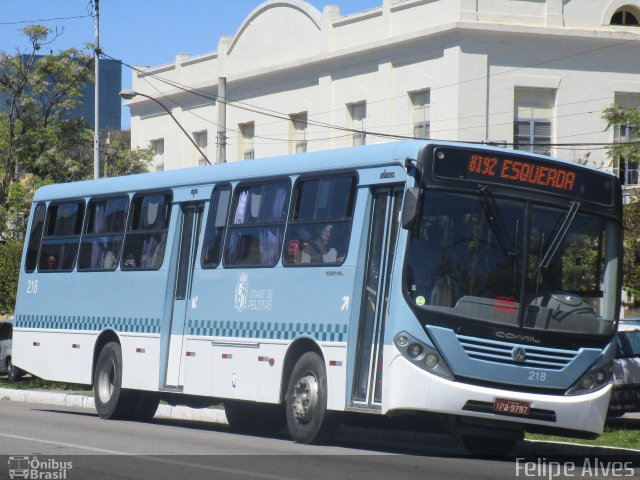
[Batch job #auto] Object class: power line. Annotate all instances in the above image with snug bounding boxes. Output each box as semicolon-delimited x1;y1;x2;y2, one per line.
0;15;91;26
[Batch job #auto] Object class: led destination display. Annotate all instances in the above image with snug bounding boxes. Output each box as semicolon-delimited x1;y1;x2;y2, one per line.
432;148;614;206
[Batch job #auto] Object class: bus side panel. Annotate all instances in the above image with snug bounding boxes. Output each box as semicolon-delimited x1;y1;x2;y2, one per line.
210;343;259;401
321;344;348;411
183;339;214;396
254;342;288;402
12;330;93;384
184;263;357;409
120;334;162;391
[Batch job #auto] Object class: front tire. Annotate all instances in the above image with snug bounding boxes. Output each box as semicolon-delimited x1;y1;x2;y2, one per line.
285;352;339;444
93;342;134;419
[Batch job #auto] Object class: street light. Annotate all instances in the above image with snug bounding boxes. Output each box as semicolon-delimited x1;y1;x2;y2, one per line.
120;89;211;165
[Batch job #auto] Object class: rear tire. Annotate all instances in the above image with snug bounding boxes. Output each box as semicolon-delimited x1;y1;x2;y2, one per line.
93;342;134;419
7;358;22;382
225;400;286;434
285;352;340;444
131;391;160;421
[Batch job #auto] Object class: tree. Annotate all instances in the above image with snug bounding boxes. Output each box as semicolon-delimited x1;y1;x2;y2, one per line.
602;104;640;300
0;25;94;204
0;26;152;314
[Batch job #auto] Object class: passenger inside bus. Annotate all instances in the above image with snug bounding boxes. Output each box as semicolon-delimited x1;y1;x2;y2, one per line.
306;224;338;263
237;235;261;265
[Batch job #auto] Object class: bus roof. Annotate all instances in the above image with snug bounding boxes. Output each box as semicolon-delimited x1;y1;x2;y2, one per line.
32;140;616;202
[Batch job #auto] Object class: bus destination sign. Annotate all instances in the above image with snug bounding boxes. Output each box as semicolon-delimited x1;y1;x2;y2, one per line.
432;148;614;206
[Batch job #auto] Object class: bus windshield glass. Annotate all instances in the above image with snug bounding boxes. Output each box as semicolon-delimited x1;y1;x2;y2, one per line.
406;190;619;336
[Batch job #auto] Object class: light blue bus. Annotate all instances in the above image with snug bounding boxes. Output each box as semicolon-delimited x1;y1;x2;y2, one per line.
13;141;622;452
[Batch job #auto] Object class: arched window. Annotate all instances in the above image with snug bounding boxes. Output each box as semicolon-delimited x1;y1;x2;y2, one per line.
611;8;640;26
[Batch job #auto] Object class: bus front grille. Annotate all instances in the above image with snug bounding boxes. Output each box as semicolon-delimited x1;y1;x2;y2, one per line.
456;334;578;370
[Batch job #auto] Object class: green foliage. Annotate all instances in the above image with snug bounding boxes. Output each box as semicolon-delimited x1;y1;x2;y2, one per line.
623;193;640;300
602;104;640;170
602;104;640;301
0;239;22;314
0;26;152;314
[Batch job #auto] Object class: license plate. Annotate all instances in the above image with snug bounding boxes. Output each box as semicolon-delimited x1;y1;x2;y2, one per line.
493;398;531;416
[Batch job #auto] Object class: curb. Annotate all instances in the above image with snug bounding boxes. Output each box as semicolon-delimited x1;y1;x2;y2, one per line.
0;388;228;424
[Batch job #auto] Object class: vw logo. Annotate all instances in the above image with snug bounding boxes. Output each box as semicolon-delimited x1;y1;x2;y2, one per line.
511;346;527;362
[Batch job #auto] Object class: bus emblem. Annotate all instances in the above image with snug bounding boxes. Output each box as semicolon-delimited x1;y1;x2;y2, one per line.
511;346;527;363
235;273;249;312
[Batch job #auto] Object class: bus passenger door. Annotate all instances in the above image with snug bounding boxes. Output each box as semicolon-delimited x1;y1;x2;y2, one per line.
352;187;403;409
164;203;203;389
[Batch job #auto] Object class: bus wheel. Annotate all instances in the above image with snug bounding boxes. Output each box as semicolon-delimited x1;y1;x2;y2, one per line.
93;342;133;419
225;400;286;434
285;352;339;444
131;392;160;422
7;358;22;382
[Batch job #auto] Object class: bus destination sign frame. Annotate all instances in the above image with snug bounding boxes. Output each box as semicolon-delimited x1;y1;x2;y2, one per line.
432;147;614;206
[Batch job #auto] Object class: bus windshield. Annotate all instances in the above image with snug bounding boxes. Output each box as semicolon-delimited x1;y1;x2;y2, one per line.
406;189;619;337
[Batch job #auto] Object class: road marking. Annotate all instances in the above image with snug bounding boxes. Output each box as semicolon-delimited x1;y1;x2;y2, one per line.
0;432;310;480
0;432;128;454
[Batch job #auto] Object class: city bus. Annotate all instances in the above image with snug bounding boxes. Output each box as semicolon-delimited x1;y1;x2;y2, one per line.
12;140;622;452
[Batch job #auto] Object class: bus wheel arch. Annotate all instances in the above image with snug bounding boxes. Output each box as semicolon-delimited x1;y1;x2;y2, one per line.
279;337;324;404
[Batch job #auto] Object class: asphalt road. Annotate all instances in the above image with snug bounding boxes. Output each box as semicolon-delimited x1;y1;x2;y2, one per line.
0;401;638;480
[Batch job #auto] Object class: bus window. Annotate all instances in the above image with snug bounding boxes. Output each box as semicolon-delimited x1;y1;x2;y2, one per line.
25;203;46;272
224;181;289;267
283;175;355;266
78;196;129;271
38;201;85;272
121;193;171;270
201;184;232;268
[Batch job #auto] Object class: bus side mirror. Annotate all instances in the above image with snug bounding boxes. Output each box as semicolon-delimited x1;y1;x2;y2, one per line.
401;187;420;230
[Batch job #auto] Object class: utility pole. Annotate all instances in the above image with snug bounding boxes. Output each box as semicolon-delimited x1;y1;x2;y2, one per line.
93;0;100;179
216;76;226;164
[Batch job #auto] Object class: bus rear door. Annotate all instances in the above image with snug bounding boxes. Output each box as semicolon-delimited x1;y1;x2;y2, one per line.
164;202;204;389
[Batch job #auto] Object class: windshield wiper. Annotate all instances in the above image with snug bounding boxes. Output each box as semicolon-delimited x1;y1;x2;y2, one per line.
538;201;581;269
478;186;517;258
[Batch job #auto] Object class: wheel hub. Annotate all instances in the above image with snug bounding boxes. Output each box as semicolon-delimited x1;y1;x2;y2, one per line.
291;374;318;424
97;358;116;403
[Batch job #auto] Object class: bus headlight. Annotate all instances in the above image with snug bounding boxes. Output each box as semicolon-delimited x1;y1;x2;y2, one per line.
425;353;439;369
407;343;423;358
565;361;613;396
394;332;453;380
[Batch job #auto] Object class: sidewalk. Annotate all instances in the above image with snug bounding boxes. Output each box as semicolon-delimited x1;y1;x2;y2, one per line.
0;387;228;424
2;387;639;459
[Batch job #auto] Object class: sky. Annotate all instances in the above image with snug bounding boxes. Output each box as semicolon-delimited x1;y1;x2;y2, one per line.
0;0;382;127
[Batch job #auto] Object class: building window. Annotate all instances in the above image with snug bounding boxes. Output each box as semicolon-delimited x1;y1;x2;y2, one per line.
410;90;430;139
613;93;640;186
290;113;308;154
611;9;639;26
348;102;366;146
239;122;255;160
193;130;208;166
514;88;554;156
150;139;164;171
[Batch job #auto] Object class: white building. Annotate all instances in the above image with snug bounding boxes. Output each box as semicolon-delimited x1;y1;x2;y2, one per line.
127;0;640;187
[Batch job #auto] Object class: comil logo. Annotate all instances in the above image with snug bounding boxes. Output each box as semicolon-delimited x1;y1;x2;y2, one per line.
8;456;73;479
